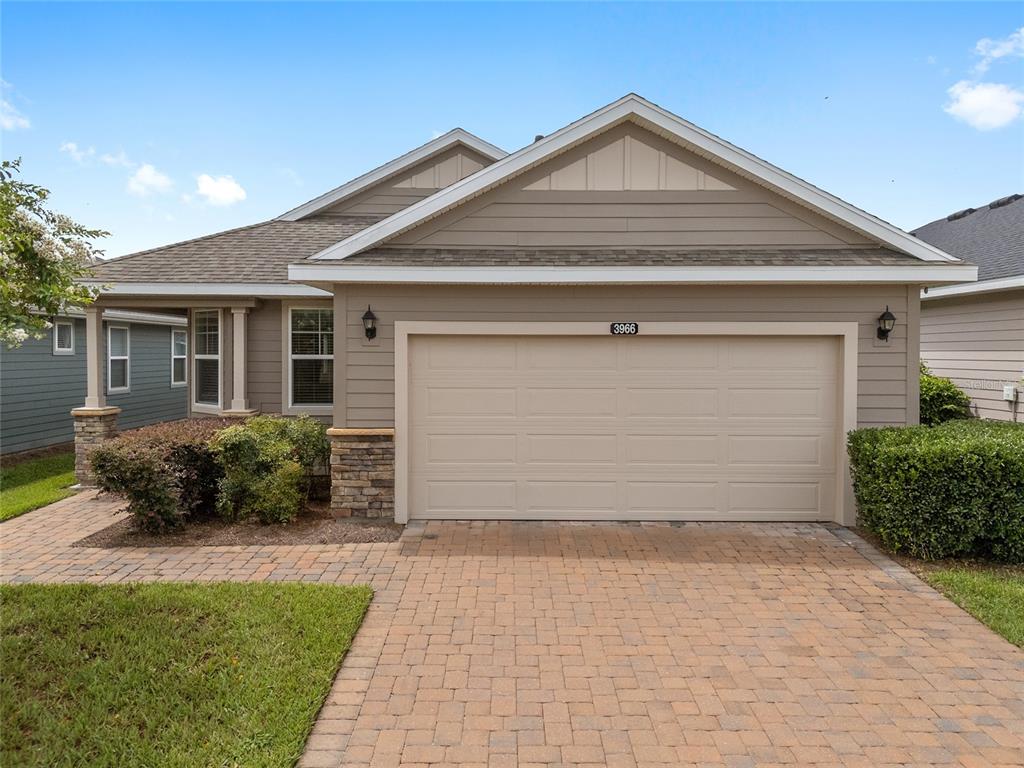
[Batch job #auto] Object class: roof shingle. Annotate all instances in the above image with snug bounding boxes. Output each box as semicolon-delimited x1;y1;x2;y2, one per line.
912;195;1023;281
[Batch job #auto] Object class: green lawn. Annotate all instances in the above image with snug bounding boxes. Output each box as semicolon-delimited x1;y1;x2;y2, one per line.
0;451;77;521
1;582;372;767
925;569;1024;648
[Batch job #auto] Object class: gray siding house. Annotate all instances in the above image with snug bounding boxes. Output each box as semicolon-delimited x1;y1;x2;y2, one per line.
1;310;188;455
915;194;1023;422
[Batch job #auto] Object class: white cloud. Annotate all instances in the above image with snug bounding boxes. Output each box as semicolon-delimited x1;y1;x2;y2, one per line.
944;81;1024;130
1;98;30;131
973;26;1024;74
59;141;96;164
100;150;133;168
194;174;246;206
127;164;173;196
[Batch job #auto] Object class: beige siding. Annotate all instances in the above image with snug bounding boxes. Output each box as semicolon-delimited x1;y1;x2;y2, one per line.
392;124;875;249
247;300;283;413
315;145;492;218
921;290;1024;422
337;284;911;429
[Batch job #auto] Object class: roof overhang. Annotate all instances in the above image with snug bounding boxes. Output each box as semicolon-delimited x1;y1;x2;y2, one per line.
308;95;963;264
922;274;1023;300
289;262;977;287
82;281;331;298
277;129;507;222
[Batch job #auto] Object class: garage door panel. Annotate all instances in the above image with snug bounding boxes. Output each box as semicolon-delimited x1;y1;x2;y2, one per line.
523;481;617;512
424;434;517;464
728;481;823;514
626;481;720;512
523;434;617;464
523;388;617;417
728;387;831;420
426;480;517;512
420;337;517;370
727;336;837;371
423;387;517;417
727;435;829;468
624;434;719;465
625;388;719;418
525;338;618;370
625;337;719;370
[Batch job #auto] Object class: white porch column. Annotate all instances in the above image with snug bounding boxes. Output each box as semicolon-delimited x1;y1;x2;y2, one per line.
83;305;105;409
227;307;255;415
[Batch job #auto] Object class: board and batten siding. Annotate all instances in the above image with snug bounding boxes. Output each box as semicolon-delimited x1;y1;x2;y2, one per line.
334;284;919;431
313;145;492;219
391;124;876;250
921;290;1024;422
1;319;187;454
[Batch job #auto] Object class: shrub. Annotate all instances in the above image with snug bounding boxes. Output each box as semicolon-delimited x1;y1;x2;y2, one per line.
211;415;327;524
91;419;234;532
848;420;1024;562
920;362;972;426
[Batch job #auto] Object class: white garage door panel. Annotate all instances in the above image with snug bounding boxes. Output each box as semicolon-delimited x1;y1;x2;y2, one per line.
408;335;838;521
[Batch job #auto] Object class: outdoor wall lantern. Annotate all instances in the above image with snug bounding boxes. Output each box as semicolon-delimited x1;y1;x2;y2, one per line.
362;306;378;340
876;306;896;341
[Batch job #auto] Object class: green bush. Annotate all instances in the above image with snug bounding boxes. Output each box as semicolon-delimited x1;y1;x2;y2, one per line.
920;362;972;426
211;415;327;524
91;419;234;532
848;420;1024;562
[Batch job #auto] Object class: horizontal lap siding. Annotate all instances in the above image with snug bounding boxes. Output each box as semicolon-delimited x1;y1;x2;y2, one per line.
340;285;911;429
921;291;1024;421
247;300;282;413
107;322;188;430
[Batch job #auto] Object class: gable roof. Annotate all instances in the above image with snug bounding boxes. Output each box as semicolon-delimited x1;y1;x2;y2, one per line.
913;194;1023;282
277;129;507;221
306;94;962;264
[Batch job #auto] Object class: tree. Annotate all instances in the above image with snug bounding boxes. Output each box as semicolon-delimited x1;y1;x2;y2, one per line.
0;159;107;347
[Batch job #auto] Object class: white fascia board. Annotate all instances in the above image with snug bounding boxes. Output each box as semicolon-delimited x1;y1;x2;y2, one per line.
277;129;507;222
83;281;331;298
289;263;977;286
34;307;187;326
922;274;1023;300
310;95;960;264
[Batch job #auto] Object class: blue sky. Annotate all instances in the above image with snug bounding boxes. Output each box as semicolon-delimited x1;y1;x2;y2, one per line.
2;2;1022;258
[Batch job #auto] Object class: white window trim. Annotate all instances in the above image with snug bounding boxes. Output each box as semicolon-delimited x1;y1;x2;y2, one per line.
106;324;130;394
286;306;334;415
171;328;187;387
52;320;74;355
192;309;222;413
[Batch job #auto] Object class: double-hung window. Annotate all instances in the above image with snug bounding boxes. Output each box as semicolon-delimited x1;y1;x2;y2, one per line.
53;320;74;355
107;326;130;393
193;310;220;407
171;329;187;386
290;308;333;407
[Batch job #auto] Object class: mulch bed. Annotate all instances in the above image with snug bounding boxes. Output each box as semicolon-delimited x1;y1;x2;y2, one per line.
75;501;403;548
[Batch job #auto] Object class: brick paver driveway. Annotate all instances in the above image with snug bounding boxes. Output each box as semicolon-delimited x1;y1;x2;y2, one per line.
2;493;1022;767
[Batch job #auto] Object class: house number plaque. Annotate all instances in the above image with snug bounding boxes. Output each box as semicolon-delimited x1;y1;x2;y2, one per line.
610;322;639;335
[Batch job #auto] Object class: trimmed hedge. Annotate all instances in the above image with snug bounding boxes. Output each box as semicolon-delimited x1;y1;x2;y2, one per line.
920;362;972;426
848;420;1024;562
91;419;235;532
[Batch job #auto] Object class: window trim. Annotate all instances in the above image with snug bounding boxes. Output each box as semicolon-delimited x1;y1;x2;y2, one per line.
287;305;334;414
171;328;187;387
52;319;75;355
106;324;130;394
192;309;222;413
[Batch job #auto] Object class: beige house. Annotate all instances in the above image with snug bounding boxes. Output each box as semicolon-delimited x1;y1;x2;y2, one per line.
82;94;974;525
914;195;1023;422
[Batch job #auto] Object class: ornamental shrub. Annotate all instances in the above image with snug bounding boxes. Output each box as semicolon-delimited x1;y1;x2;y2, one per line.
848;420;1024;562
920;362;972;426
211;415;327;524
90;419;233;532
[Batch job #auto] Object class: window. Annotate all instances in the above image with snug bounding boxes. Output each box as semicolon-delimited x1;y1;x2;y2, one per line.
193;310;220;407
53;320;74;355
171;329;187;386
290;308;333;406
107;326;130;393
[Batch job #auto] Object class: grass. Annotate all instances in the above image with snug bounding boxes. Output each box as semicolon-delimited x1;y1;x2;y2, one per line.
924;569;1024;648
1;582;372;767
0;451;76;522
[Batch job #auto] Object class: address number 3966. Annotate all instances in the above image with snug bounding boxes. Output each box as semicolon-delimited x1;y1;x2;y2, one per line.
610;322;639;335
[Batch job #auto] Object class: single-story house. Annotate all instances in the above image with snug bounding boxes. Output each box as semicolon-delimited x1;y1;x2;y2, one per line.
81;94;975;524
1;310;187;456
913;194;1023;422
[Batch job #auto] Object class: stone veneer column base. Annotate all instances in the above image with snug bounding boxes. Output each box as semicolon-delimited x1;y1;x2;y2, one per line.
328;428;395;520
71;406;122;486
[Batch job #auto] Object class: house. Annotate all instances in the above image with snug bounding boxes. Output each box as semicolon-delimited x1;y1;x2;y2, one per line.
913;195;1023;422
1;310;188;455
81;94;974;524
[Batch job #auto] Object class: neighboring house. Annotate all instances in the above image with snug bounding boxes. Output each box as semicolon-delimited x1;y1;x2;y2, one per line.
1;310;188;455
80;94;974;524
913;194;1024;422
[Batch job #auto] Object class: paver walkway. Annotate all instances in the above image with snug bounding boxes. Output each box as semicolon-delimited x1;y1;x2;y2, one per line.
1;492;1022;767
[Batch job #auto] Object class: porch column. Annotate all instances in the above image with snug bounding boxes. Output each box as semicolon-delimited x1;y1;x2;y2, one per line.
83;306;105;409
226;306;256;415
72;305;121;486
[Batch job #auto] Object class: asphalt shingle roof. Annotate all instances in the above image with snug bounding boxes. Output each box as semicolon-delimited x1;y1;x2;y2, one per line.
912;194;1023;281
90;217;378;283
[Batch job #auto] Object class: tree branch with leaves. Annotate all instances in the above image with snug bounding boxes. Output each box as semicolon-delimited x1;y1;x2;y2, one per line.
0;158;108;347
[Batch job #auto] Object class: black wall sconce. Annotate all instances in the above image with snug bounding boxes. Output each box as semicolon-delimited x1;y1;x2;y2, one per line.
362;306;377;340
876;306;896;341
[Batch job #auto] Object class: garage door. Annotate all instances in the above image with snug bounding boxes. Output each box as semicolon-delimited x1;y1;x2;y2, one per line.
407;334;839;521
